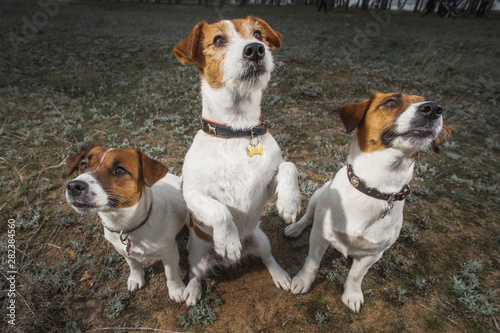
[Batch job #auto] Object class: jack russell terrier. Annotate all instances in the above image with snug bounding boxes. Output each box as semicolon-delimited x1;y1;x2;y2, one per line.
65;146;188;303
285;92;450;312
174;16;301;306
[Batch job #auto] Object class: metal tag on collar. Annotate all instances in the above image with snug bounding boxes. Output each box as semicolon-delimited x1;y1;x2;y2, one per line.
120;231;132;256
247;128;263;157
381;194;395;219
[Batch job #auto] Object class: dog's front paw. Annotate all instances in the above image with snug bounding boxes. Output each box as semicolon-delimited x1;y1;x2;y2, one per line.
290;271;315;294
284;222;306;238
277;194;301;224
127;269;146;292
214;233;242;262
167;281;186;303
342;289;364;313
271;270;292;291
184;278;202;306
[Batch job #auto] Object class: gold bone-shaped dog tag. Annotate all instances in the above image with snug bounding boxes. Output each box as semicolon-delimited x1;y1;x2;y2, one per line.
247;143;263;157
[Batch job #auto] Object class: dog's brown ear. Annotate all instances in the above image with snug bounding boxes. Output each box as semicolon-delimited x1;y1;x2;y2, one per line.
139;151;169;187
66;145;95;176
173;21;206;69
337;98;372;133
251;16;282;51
432;124;451;153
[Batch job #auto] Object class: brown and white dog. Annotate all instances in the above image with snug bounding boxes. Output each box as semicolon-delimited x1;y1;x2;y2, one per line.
174;17;301;306
65;146;188;303
285;92;450;312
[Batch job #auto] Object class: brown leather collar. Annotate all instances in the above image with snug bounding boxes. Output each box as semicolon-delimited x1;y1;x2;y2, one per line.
188;212;214;243
201;117;267;139
101;202;153;238
347;164;411;202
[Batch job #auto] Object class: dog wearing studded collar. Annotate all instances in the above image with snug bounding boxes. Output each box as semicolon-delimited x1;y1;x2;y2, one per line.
174;16;301;306
285;92;450;312
65;146;189;303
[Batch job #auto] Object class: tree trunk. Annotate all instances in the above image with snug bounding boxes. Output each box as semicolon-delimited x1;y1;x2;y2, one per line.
361;0;369;9
485;0;494;14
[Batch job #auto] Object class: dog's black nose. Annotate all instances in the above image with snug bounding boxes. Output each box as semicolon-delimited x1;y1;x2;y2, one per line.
243;43;265;62
67;180;88;197
418;102;443;120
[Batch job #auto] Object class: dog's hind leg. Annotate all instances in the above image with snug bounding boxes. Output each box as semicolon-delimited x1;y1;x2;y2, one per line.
246;225;291;291
342;253;382;313
284;183;326;238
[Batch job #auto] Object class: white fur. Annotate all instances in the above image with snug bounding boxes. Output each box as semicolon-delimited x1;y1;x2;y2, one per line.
66;172;188;303
285;100;443;312
182;21;301;306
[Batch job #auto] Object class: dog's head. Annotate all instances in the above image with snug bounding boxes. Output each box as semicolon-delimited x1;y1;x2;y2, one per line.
173;16;281;90
337;92;451;154
65;146;168;214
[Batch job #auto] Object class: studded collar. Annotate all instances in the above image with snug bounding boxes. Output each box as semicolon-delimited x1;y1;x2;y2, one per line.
346;164;411;202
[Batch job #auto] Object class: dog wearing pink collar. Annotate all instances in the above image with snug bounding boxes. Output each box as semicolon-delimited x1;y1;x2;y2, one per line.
65;146;188;303
285;92;450;312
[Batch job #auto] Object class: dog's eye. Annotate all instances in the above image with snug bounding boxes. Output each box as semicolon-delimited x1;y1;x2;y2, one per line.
253;30;263;41
114;167;127;176
213;36;226;47
79;162;88;173
385;100;396;107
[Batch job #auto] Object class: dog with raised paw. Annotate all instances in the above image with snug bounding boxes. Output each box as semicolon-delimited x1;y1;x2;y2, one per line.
174;16;301;306
285;92;450;312
65;146;188;303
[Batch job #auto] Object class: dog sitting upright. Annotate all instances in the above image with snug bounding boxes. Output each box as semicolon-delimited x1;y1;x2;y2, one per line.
173;16;301;306
65;146;188;303
285;92;450;312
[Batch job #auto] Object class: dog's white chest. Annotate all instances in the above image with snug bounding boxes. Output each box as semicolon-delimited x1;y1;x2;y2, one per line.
319;174;405;256
183;132;283;234
105;231;149;258
185;132;281;188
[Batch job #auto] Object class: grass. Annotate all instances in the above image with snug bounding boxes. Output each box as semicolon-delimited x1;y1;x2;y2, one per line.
0;1;499;332
177;280;221;329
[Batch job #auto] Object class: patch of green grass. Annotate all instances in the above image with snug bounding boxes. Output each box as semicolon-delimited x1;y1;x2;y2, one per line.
106;291;132;319
450;261;498;318
376;251;404;278
315;309;329;328
177;281;221;329
300;181;319;197
400;222;419;244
